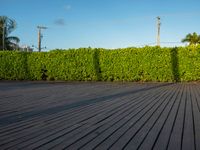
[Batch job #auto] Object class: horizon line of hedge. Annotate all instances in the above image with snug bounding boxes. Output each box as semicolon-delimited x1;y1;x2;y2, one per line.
1;46;200;82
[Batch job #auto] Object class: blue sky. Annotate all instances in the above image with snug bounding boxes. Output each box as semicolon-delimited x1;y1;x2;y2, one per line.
1;0;200;50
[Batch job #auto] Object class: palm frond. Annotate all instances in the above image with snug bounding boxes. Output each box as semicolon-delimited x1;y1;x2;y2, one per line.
6;36;20;43
0;16;17;35
0;16;20;50
182;32;200;45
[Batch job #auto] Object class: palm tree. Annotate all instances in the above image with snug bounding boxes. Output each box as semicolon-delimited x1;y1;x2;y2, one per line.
0;16;20;50
181;32;200;46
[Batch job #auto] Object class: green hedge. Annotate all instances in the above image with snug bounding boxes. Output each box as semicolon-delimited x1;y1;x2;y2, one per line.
99;47;172;81
0;48;97;81
0;46;200;82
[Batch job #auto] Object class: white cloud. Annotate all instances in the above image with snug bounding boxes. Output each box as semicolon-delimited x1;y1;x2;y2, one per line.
64;5;71;11
54;19;66;26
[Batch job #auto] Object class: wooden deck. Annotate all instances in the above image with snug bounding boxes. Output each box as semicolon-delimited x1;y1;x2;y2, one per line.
0;82;199;150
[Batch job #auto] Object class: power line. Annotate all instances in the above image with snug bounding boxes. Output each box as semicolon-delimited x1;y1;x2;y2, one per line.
136;42;184;47
160;42;182;44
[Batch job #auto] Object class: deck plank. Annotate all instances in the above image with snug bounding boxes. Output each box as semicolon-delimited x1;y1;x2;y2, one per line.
191;84;200;150
152;84;183;150
182;85;195;150
136;84;181;150
52;85;167;150
0;82;199;150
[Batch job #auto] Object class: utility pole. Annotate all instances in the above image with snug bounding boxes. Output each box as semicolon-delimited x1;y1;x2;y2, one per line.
2;24;5;50
156;16;161;46
37;26;47;52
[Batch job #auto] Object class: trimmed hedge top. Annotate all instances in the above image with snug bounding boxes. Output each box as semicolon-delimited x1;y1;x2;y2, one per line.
1;46;200;82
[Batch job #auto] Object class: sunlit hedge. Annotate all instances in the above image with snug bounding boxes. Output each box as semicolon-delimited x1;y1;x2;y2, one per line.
0;46;200;82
